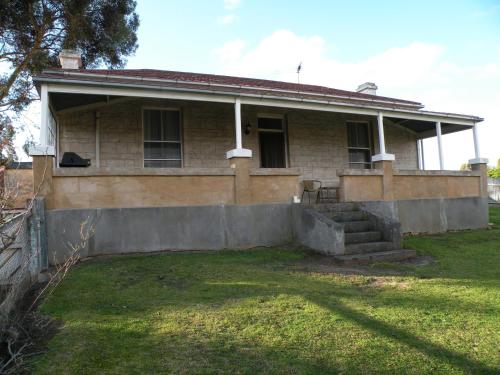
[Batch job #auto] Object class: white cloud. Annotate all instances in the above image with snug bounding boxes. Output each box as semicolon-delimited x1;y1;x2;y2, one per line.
214;39;245;63
224;0;240;10
217;14;237;25
214;30;500;169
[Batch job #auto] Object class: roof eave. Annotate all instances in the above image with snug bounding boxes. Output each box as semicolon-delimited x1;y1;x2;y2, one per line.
34;70;424;109
34;75;483;125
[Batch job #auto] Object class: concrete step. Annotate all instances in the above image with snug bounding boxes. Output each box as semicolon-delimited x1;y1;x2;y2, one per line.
313;202;359;213
319;198;338;204
330;210;367;222
345;241;396;254
342;220;373;233
344;231;382;244
334;249;417;265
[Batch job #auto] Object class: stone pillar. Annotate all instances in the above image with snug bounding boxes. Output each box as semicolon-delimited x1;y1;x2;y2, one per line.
229;157;252;204
373;159;394;201
470;159;489;198
229;158;252;204
30;146;56;209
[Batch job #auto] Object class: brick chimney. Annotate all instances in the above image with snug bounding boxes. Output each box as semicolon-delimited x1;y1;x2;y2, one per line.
59;50;82;69
356;82;378;95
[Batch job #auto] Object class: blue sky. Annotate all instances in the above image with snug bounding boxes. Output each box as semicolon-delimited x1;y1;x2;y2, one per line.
14;0;500;167
127;0;500;71
109;0;500;168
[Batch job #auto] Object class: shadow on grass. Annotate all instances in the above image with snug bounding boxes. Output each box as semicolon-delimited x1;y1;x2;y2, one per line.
34;208;500;373
306;293;497;374
38;254;498;374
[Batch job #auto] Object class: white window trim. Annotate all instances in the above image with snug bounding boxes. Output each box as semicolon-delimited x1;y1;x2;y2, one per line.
346;120;373;168
257;114;289;168
141;106;183;168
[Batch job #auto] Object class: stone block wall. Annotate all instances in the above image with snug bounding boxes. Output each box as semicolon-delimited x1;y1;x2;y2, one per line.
56;99;418;182
99;102;143;168
58;109;96;164
287;112;357;185
183;102;235;168
383;121;418;170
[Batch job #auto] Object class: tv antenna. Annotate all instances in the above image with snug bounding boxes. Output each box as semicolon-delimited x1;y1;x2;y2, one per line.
296;62;302;85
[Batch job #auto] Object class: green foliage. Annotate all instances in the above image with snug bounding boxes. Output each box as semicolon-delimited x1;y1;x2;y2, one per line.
0;113;16;163
30;209;500;374
0;0;139;149
487;161;500;178
459;163;470;171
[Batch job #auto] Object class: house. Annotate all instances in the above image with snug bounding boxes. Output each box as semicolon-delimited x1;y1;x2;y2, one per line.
29;51;489;264
0;162;33;209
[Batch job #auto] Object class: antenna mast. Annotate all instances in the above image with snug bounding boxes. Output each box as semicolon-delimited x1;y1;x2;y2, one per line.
296;62;302;85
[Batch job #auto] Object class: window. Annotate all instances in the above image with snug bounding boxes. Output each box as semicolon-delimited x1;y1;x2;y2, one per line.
258;116;286;168
347;121;372;169
143;109;182;168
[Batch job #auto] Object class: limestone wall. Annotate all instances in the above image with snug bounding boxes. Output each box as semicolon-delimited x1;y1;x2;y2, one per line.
56;99;419;184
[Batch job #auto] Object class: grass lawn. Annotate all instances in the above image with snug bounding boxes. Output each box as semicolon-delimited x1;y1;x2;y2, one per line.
30;208;500;374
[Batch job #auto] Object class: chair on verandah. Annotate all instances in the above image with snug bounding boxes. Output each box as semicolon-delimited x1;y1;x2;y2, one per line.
301;180;322;204
317;185;339;203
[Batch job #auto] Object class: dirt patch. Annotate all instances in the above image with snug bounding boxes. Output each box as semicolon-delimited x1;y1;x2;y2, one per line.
0;283;62;374
289;250;435;277
401;255;435;266
362;277;410;289
155;274;191;290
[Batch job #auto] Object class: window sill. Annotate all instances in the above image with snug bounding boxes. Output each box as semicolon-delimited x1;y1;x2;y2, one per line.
250;168;301;176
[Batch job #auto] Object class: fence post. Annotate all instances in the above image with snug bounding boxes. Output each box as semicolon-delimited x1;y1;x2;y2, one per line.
33;198;48;270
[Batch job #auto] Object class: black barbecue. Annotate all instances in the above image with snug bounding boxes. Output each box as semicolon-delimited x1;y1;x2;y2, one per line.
59;152;91;167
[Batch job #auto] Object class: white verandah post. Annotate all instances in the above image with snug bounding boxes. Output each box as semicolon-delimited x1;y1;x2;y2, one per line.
436;121;444;170
226;97;252;159
417;139;425;170
40;84;49;146
472;123;481;160
469;122;488;167
371;111;395;162
30;84;55;156
234;98;242;149
420;139;425;170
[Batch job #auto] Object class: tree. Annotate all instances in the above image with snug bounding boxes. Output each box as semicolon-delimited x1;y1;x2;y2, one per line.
0;113;16;163
488;159;500;179
0;3;138;369
459;163;470;171
0;0;139;152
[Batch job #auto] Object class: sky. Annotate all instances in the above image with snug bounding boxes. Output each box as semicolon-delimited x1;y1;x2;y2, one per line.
13;0;500;168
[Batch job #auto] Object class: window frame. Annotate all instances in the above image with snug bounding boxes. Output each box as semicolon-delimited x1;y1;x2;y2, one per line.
346;120;373;169
141;106;183;168
257;113;288;168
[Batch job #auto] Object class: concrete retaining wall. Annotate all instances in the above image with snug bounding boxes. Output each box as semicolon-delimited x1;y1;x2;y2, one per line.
291;205;344;255
360;197;489;234
46;197;490;264
46;204;295;265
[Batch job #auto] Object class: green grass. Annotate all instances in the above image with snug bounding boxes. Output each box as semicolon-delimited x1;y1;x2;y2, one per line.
30;209;500;374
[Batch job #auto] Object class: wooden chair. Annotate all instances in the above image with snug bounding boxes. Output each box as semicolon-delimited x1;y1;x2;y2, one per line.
301;180;322;204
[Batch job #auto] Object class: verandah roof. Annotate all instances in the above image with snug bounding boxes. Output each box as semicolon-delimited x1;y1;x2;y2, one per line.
34;68;483;139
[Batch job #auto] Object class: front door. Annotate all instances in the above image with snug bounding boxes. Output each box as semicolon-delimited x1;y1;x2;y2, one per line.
258;116;286;168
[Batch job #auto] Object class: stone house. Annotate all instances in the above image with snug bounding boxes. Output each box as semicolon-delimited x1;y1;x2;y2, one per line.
0;162;33;209
29;51;489;264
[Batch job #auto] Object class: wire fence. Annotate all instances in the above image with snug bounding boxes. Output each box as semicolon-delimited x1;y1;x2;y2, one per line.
488;178;500;202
